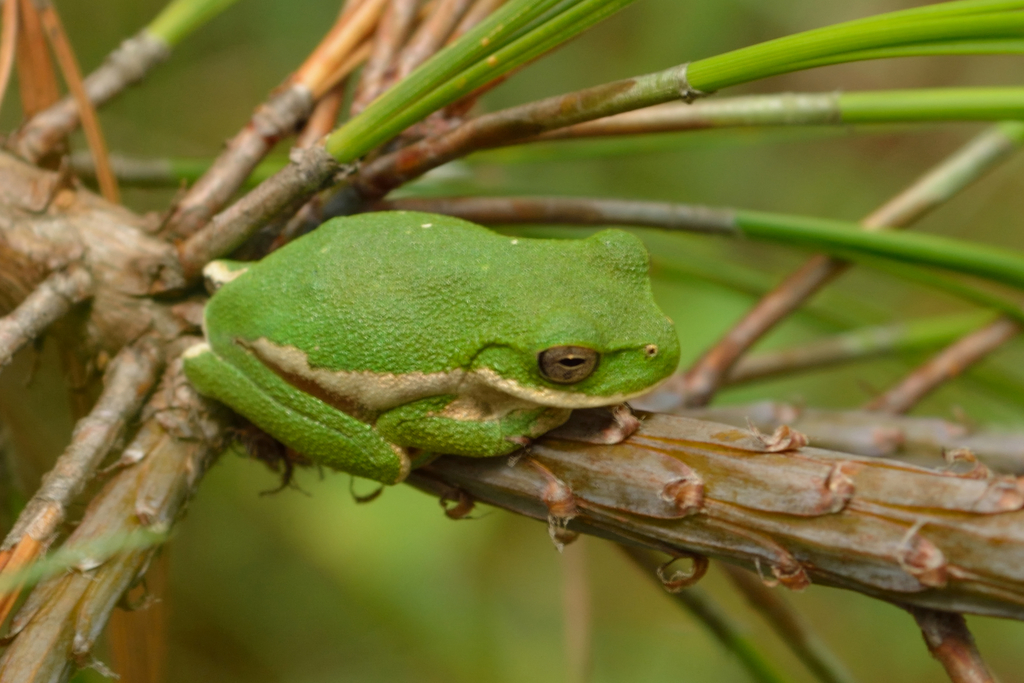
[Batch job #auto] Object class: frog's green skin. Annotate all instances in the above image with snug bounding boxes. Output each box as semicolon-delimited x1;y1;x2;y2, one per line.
183;211;680;484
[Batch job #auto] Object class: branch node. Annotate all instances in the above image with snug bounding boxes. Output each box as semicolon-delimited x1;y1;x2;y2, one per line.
898;521;949;588
657;553;709;592
746;418;809;452
675;63;710;104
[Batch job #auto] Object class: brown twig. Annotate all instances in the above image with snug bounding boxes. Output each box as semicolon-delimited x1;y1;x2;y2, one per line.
450;0;505;41
0;356;228;681
671;121;1024;409
294;0;386;100
296;41;373;149
376;195;738;234
173;146;342;283
0;266;93;369
561;537;591;683
721;563;859;683
352;63;696;201
14;0;58;120
906;607;996;683
9;30;170;165
531;94;841;140
107;551;169;683
620;545;789;683
724;315;994;386
351;0;420;114
0;0;19;117
162;0;383;240
297;85;347;150
160;83;317;240
670;401;1024;474
0;337;163;625
408;409;1024;619
865;318;1022;415
36;1;119;203
394;0;472;79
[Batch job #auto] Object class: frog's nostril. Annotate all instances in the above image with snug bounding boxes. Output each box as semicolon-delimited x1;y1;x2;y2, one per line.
645;344;659;358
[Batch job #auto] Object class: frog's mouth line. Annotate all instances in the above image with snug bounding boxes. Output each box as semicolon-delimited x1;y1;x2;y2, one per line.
235;336;662;414
473;367;671;409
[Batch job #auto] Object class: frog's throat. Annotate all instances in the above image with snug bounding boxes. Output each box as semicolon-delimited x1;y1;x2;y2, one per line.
242;337;651;412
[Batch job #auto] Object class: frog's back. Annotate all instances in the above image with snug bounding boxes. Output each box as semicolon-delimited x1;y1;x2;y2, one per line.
204;212;521;375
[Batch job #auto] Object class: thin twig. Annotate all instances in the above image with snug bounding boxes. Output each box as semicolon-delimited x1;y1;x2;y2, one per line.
671;121;1024;408
160;83;316;240
351;0;420;114
353;63;695;201
561;537;591;683
394;0;473;79
906;607;996;683
0;337;163;625
36;1;119;203
0;266;93;369
173;146;342;284
297;85;347;150
163;1;383;240
293;0;388;99
725;314;995;386
620;546;789;683
9;30;169;164
0;356;228;681
375;195;1023;318
450;0;505;41
534;94;842;139
376;194;738;234
296;41;373;149
866;318;1022;415
408;408;1024;619
670;401;1024;474
0;0;19;118
721;563;859;683
14;0;58;120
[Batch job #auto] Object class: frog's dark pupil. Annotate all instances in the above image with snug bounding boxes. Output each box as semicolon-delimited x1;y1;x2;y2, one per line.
538;346;599;384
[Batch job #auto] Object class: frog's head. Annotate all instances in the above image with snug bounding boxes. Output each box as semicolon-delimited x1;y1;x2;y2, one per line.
471;229;680;408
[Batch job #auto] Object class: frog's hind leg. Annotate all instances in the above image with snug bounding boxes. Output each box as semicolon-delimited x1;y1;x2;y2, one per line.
183;343;410;484
375;395;571;457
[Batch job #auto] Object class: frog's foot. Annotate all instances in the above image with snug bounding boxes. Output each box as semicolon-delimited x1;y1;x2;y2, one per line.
349;477;385;504
393;444;412;482
234;423;313;495
439;486;476;520
547;404;641;445
524;457;579;552
350;444;411;502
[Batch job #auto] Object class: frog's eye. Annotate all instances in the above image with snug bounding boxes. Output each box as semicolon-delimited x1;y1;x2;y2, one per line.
538;346;599;384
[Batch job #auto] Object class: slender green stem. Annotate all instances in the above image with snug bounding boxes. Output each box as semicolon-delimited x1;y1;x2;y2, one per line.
728;311;997;384
326;0;637;162
145;0;240;46
786;38;1024;70
820;250;1024;324
839;88;1024;122
734;209;1024;292
621;547;792;683
687;7;1024;93
325;0;570;160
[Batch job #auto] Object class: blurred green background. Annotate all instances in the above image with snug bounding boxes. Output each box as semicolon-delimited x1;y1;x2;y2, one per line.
4;0;1024;681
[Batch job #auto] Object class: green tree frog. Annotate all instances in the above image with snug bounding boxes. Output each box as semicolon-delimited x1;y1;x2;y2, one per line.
183;211;680;484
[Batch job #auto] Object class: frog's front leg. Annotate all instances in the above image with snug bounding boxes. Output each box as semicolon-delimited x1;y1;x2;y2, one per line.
184;343;411;484
374;395;571;458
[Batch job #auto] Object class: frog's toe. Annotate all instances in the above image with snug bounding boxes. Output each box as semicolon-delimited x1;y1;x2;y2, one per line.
547;404;641;445
506;435;532;448
392;444;412;483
